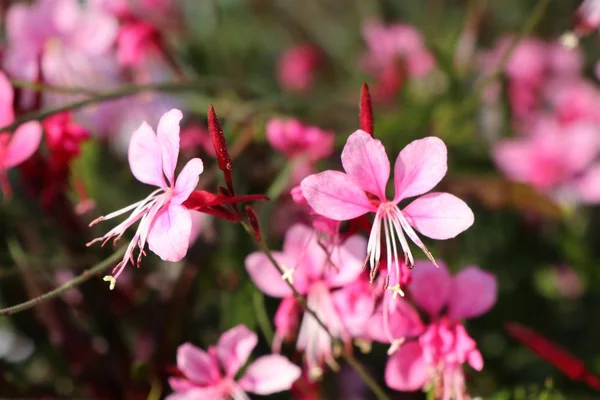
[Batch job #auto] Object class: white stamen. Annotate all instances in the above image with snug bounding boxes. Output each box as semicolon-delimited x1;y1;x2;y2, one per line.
281;264;295;284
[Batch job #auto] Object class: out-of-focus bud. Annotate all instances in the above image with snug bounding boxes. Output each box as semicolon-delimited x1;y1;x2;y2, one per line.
208;105;234;193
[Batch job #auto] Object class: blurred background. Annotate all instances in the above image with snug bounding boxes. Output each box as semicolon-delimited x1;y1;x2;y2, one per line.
0;0;600;398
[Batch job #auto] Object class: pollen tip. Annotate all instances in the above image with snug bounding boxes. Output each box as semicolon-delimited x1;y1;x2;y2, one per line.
103;275;117;290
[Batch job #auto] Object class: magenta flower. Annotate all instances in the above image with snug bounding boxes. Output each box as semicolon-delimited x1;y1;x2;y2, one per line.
0;72;43;196
87;109;204;288
385;261;497;398
277;44;321;93
245;224;366;378
266;118;334;161
168;325;301;400
301;130;474;296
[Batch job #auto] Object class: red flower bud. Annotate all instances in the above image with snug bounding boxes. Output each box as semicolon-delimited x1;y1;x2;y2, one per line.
244;205;262;242
208;105;234;193
359;83;374;137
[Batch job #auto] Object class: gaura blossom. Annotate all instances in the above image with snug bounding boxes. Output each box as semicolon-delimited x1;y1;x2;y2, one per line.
301;130;474;296
0;72;43;196
385;261;497;399
167;325;301;400
277;44;321;93
245;224;366;379
87;109;204;289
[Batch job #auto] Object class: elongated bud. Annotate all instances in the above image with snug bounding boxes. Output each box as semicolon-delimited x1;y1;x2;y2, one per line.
208;105;234;193
245;205;262;242
359;83;374;137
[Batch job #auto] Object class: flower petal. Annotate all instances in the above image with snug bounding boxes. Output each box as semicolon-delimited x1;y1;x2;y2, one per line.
0;72;15;127
301;171;374;220
128;121;165;187
172;158;204;204
176;343;220;386
367;293;424;343
403;192;474;240
157;109;183;185
4;122;42;168
238;354;301;395
393;137;447;202
165;386;225;400
147;204;192;262
408;260;451;317
282;224;326;283
245;252;297;297
447;266;497;320
325;234;367;287
384;342;429;391
341;129;390;199
216;325;257;377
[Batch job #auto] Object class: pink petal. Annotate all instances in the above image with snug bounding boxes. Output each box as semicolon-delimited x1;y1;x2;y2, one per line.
576;164;600;204
403;192;474;240
128;121;165;188
393;137;447;202
331;279;376;338
4;122;42;168
409;260;451;317
341;130;390;199
325;234;367;287
0;72;15;127
282;224;327;282
147;204;192;262
68;8;118;55
468;349;484;371
301;171;374;221
238;354;301;395
172;158;204;204
165;386;225;400
448;266;497;320
492;139;535;183
176;343;220;386
245;252;303;297
367;294;424;343
216;325;257;377
157;109;183;185
384;342;429;391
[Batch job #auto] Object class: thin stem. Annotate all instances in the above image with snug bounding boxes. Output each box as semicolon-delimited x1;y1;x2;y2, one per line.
240;221;392;400
0;247;127;316
476;0;551;90
252;289;275;344
10;79;100;96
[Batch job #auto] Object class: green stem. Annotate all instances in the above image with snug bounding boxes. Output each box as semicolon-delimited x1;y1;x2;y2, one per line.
252;289;275;344
10;79;100;96
240;221;391;400
0;247;126;316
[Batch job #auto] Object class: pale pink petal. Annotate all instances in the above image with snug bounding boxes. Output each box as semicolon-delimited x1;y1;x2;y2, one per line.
561;123;600;175
409;260;451;317
325;235;367;287
282;224;326;282
576;164;600;204
172;158;204;204
332;279;376;338
176;343;220;386
157;109;183;185
493;139;535;183
384;342;429;391
128;121;165;187
468;349;484;371
4;122;43;168
393;137;447;202
448;266;497;320
67;8;118;55
216;325;257;377
341;130;390;199
301;171;374;220
0;72;15;127
245;252;297;297
403;192;474;240
367;294;424;343
147;204;192;262
238;354;301;395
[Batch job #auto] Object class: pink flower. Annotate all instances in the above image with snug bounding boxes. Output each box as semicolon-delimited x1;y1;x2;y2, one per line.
493;119;600;196
0;72;43;196
385;261;497;397
573;0;600;36
245;224;366;378
3;0;119;108
168;325;301;400
301;130;474;296
277;44;321;93
266;118;334;161
117;21;158;67
87;109;204;289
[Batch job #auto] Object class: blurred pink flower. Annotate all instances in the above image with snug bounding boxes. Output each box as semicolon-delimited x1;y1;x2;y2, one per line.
361;21;435;101
3;0;119;109
168;325;301;400
277;44;321;93
385;261;497;397
266;118;334;161
544;78;600;125
117;20;158;67
493;118;600;199
301;131;473;295
87;109;204;288
573;0;600;36
0;72;43;196
245;224;366;378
